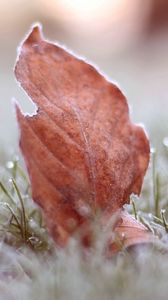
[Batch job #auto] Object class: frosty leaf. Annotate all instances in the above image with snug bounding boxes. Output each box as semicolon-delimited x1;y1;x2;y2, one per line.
15;26;150;247
111;210;154;253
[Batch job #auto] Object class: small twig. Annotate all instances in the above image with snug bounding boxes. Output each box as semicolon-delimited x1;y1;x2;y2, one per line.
139;215;155;234
0;181;16;206
152;149;160;217
11;178;27;242
131;199;137;220
1;202;23;237
161;209;168;233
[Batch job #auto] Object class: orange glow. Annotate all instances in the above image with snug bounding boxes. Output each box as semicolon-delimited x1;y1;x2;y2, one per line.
56;0;123;20
40;0;127;31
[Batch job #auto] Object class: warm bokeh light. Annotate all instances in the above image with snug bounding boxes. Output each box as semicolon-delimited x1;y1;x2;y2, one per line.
55;0;123;21
38;0;149;52
39;0;132;32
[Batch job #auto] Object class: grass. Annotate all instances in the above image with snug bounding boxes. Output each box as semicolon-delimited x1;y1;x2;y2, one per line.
0;144;168;299
128;146;168;241
0;157;52;252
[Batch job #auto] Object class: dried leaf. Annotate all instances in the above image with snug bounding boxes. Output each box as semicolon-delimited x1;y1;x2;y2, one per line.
15;26;150;247
111;210;154;253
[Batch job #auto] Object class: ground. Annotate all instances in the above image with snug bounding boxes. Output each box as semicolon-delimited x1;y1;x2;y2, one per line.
0;148;168;300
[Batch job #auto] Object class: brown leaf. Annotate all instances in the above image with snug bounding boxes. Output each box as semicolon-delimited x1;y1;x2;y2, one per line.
110;210;154;253
15;26;150;247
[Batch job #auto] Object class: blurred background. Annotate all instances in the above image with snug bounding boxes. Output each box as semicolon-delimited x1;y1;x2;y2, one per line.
0;0;168;155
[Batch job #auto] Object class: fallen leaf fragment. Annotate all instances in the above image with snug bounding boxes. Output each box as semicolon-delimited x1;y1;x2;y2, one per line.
15;25;150;248
110;210;154;253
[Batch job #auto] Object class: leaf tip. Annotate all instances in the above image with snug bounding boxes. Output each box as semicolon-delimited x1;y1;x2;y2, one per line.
25;24;43;46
